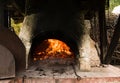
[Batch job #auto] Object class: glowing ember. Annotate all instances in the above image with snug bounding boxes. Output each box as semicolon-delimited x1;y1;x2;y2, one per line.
33;39;74;61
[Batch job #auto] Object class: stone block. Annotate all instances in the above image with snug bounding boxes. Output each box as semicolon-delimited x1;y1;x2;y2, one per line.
0;44;15;79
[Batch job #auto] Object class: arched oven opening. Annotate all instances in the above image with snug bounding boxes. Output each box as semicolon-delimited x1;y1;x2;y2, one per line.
29;31;79;67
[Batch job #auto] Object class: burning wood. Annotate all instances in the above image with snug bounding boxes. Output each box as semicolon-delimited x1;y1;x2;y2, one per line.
33;39;74;61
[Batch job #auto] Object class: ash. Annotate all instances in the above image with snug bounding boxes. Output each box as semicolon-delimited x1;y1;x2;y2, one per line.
18;58;79;78
17;60;120;78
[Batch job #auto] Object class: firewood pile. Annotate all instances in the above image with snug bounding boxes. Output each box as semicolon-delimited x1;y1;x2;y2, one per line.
112;40;120;65
106;13;120;65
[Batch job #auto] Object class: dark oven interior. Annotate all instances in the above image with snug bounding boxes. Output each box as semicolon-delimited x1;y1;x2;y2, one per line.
29;31;80;66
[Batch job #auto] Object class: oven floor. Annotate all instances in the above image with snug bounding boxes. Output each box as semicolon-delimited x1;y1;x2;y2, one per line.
1;65;120;83
17;60;120;78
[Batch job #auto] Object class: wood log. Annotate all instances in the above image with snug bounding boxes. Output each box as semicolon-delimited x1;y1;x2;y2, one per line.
105;15;120;64
98;0;108;64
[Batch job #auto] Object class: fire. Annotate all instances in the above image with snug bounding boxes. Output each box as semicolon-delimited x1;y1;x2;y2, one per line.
33;39;74;61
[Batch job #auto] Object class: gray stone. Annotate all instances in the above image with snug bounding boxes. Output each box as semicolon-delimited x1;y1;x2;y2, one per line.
0;44;15;79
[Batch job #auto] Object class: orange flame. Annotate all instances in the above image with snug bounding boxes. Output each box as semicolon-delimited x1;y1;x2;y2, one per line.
33;39;74;61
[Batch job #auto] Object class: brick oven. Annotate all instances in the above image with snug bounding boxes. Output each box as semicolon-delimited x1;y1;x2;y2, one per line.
1;0;120;82
0;0;101;79
19;0;100;73
19;12;84;68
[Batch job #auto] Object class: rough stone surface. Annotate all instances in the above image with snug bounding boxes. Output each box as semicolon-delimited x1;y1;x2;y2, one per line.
89;39;100;67
79;20;100;71
0;27;26;71
19;15;36;68
0;44;15;79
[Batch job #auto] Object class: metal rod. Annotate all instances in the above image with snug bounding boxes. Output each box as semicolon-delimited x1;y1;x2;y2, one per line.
71;63;81;81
